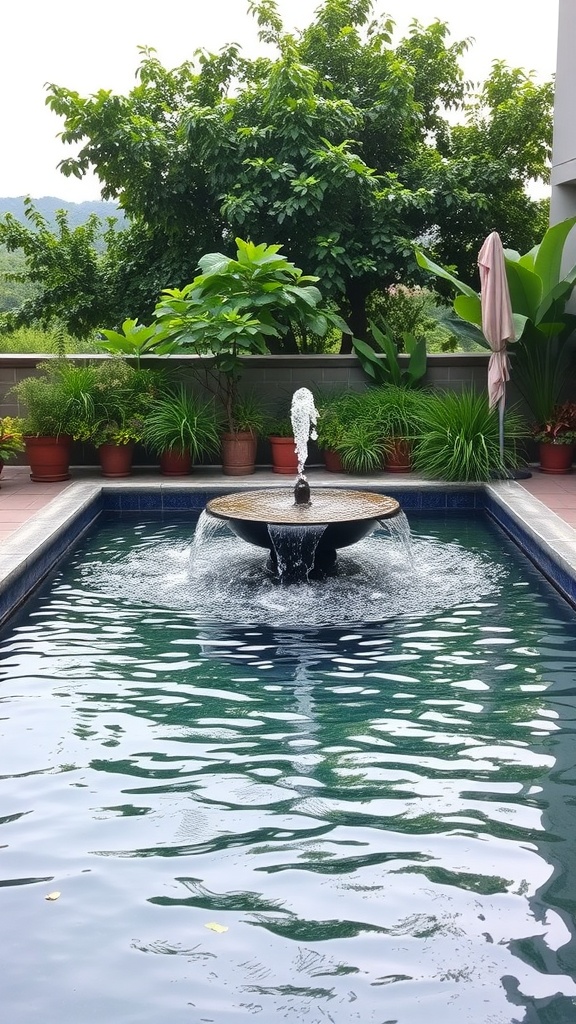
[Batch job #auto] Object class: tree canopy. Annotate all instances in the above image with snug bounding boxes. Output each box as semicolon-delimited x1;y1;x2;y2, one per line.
3;0;553;345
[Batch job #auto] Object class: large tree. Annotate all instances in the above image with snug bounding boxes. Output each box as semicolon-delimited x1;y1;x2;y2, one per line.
10;0;552;344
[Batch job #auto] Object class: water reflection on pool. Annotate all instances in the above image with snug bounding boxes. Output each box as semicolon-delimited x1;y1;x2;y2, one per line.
1;514;576;1023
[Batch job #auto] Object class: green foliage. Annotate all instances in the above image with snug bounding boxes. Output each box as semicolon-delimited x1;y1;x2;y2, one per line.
142;385;221;458
154;237;346;431
265;415;294;437
98;318;175;367
416;218;576;423
0;199;126;338
316;390;385;472
229;393;266;436
352;320;426;386
42;1;553;339
361;383;429;440
366;285;457;352
411;390;527;481
0;325;98;354
85;360;166;446
10;360;98;437
0;416;24;461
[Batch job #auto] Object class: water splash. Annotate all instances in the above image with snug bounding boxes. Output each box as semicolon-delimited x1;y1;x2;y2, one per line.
290;387;318;476
379;510;413;565
268;523;327;582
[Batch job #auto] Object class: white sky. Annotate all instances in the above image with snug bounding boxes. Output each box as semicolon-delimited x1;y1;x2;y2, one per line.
1;0;558;201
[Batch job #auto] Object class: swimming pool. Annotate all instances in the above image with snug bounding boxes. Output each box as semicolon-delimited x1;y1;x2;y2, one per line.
2;504;576;1023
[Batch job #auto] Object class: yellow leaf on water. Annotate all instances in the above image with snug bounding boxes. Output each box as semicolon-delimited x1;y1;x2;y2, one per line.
204;922;228;934
45;891;61;901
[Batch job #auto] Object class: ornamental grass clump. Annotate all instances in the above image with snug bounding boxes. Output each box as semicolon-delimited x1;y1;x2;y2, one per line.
412;389;528;481
142;385;221;460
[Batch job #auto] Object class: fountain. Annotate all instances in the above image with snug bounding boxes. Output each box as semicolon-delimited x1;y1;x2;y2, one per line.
206;388;402;582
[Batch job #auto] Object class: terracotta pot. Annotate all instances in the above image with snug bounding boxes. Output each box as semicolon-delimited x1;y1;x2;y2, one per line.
269;435;298;475
24;435;72;482
221;432;257;476
323;450;345;473
538;442;575;474
159;449;192;476
384;438;412;474
98;442;134;478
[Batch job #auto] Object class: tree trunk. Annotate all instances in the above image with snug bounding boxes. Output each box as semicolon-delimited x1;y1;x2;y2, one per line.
341;279;369;352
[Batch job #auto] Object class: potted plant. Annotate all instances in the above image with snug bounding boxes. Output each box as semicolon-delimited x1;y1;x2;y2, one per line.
0;416;24;477
142;385;222;475
265;416;298;475
532;402;576;474
10;360;97;481
72;360;164;477
217;393;265;476
412;389;528;481
153;238;349;474
316;391;386;474
361;385;429;473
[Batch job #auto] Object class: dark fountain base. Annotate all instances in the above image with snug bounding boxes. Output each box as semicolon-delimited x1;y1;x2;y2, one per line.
206;486;401;583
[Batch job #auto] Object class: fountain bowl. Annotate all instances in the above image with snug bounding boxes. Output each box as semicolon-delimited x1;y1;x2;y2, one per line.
206;488;401;579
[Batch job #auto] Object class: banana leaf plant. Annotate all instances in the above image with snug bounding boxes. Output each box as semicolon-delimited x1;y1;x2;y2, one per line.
415;218;576;424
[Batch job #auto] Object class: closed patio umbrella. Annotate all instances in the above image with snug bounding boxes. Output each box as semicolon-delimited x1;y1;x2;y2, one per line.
478;231;515;465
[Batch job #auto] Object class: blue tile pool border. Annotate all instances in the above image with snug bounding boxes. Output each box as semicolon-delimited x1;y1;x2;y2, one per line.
1;476;576;625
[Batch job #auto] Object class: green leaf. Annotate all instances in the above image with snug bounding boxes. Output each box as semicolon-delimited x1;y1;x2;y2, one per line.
453;294;482;327
505;260;542;320
415;249;478;299
533;217;576;296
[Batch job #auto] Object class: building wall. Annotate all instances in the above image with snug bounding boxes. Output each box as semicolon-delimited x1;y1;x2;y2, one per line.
551;0;576;259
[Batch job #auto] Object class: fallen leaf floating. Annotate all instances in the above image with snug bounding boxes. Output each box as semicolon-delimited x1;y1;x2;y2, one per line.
45;891;61;901
204;922;228;934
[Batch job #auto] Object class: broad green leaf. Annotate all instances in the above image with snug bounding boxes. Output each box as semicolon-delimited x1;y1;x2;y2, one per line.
505;260;542;319
405;334;427;384
453;294;482;327
535;262;576;324
415;249;478;298
517;244;539;272
533;216;576;296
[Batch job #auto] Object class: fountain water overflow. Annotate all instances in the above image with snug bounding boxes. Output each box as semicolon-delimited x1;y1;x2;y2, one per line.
206;388;404;582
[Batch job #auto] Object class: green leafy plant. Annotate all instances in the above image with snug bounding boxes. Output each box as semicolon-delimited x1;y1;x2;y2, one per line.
361;384;429;443
153;238;349;433
142;386;221;459
264;416;294;438
98;318;175;368
352;321;427;388
0;416;24;461
411;389;528;481
10;360;98;437
415;218;576;424
72;359;165;447
316;391;385;473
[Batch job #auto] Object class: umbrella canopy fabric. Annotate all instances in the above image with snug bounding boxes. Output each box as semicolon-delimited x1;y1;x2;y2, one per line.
478;231;515;410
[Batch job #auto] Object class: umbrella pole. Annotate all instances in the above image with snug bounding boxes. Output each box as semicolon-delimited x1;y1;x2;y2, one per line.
498;394;505;467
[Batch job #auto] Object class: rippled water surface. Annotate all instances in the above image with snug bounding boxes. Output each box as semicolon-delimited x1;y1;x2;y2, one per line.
2;513;576;1023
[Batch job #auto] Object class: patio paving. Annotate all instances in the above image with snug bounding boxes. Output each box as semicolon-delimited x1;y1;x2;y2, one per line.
2;462;576;541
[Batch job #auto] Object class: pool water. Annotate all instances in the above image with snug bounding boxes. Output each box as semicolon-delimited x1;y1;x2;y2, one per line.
1;513;576;1023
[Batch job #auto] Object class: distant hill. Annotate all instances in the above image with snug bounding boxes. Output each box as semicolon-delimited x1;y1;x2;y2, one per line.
0;196;126;231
